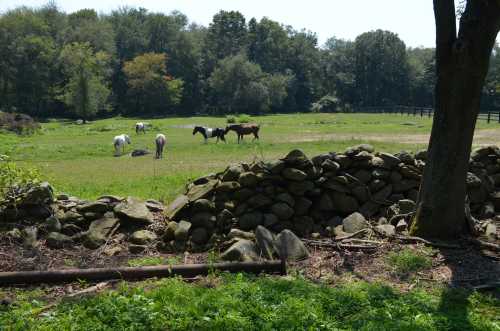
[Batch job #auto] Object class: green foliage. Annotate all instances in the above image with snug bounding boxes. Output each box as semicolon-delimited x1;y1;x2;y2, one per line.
0;160;41;204
387;248;433;276
208;54;290;114
123;53;183;115
59;42;111;121
226;115;236;123
128;256;181;267
311;95;341;113
1;275;498;330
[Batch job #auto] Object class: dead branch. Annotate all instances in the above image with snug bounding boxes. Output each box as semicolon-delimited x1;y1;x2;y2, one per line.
394;235;461;249
469;238;500;252
333;229;369;242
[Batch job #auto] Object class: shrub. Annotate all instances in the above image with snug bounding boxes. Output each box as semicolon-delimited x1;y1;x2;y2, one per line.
311;95;340;113
0;160;41;205
237;114;251;123
226;115;236;124
387;248;432;276
0;111;40;135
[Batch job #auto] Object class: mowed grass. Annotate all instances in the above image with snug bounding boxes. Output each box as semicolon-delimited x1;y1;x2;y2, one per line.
1;275;499;330
0;113;495;202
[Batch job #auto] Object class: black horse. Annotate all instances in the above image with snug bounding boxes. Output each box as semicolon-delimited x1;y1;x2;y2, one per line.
192;126;226;143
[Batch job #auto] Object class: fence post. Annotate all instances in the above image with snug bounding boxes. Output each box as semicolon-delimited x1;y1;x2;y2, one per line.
428;109;432;118
413;108;416;116
420;108;423;117
498;112;500;123
487;111;491;123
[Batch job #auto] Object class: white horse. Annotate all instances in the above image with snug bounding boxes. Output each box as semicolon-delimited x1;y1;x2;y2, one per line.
135;122;147;134
113;134;131;155
155;134;166;159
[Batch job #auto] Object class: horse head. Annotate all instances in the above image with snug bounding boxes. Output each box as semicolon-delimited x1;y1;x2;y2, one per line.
124;135;131;144
225;125;235;134
193;126;201;135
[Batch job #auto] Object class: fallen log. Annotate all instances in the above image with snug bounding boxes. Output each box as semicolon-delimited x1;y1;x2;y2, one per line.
0;261;286;286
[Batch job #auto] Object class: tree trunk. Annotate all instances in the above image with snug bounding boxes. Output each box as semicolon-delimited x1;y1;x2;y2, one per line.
411;0;500;239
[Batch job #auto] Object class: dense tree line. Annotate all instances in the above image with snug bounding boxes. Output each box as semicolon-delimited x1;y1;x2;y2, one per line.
0;3;499;119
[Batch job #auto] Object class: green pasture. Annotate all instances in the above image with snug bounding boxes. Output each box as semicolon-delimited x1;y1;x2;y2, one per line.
0;113;496;203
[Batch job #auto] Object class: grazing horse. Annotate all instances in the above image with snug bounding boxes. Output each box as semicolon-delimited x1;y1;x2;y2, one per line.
155;134;166;159
192;126;226;143
113;134;131;155
135;122;147;134
225;124;260;144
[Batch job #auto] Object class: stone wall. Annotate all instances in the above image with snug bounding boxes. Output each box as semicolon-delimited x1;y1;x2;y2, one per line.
166;145;500;248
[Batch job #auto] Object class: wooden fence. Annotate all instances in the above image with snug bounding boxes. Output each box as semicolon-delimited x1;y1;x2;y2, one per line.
353;106;500;123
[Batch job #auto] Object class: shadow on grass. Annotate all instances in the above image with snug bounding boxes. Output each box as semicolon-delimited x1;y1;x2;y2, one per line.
436;246;499;330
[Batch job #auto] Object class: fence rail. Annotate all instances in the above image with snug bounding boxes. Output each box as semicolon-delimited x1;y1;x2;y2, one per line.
352;106;500;123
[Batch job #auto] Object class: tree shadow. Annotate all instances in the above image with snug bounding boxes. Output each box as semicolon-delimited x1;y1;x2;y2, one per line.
435;244;499;329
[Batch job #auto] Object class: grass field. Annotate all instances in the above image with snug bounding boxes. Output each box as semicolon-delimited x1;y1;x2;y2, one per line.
2;274;499;330
1;113;498;203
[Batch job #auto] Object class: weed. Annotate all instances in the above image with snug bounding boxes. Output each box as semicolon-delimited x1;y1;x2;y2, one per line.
387;248;432;276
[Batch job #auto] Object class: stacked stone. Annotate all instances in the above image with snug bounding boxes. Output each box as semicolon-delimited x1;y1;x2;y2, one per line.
166;145;500;249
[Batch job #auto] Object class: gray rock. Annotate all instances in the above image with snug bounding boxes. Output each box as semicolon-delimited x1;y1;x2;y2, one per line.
77;201;109;214
255;226;276;259
222;164;245;182
175;220;192;241
191;212;216;229
342;212;368;233
129;244;147;254
83;217;120;249
192;199;215;213
271;203;295;220
395;151;415;165
466;172;482;188
376;224;395;237
275;230;309;261
227;229;255;240
481;202;496;219
485;223;497;238
57;193;70;201
42;216;61;233
23;226;38;249
321;159;340;172
233;188;255;201
276;193;295;207
288;181;314;196
164;221;178;241
351;186;370;203
415;149;428;161
345;144;375;156
396;219;408;233
114;197;154;225
46;232;72;249
359;201;381;218
145;200;165;212
263;213;279;228
267;160;286;174
217;181;241;192
294;197;312;216
187;180;219;202
372;185;393;201
282;149;310;168
191;228;209;245
221;239;260;262
239;212;263;231
354;169;372;183
165;195;189;220
22;182;54;205
332;192;360;215
247;194;273;208
319;193;335;211
379;153;401;169
239;172;259;187
61;223;82;236
282;168;308;181
130;230;157;245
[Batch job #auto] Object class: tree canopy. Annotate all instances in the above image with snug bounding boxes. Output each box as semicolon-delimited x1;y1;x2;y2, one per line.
0;5;499;119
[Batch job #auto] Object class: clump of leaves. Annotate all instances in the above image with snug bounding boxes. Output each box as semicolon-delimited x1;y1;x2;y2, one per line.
226;115;236;124
237;114;251;123
387;248;432;276
0;160;41;205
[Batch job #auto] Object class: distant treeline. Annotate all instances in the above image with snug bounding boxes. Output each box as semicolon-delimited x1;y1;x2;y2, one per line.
0;3;499;119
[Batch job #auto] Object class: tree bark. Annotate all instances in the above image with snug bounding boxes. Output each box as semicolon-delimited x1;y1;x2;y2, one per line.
411;0;500;239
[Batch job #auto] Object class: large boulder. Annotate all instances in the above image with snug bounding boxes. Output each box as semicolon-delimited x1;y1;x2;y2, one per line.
239;212;263;231
22;182;54;205
46;232;72;249
83;216;120;249
222;164;245;182
239;172;259;187
342;212;368;233
255;226;276;259
130;230;157;245
271;203;295;220
220;239;260;262
114;197;154;225
191;227;209;245
332;192;359;215
77;201;109;214
275;230;309;261
282;168;308;181
175;220;192;241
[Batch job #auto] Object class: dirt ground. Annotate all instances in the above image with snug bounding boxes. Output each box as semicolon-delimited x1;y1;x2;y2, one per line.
291;128;500;146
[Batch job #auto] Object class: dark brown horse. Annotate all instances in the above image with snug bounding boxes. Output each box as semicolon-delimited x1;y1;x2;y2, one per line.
225;124;260;144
